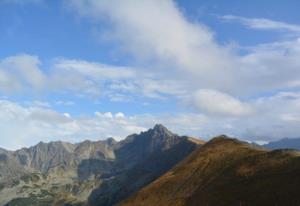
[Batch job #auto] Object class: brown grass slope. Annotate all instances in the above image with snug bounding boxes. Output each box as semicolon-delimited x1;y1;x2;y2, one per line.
119;135;300;206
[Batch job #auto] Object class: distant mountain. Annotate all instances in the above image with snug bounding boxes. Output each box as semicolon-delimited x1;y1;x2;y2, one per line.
120;136;300;206
263;138;300;150
0;124;203;206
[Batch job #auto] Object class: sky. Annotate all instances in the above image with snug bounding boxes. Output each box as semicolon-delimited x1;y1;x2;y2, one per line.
1;0;300;149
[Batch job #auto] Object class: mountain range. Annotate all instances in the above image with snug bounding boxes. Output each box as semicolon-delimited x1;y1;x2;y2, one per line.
2;125;300;206
0;124;202;206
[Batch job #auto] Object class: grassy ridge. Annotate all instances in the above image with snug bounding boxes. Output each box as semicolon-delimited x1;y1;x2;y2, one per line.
120;136;300;206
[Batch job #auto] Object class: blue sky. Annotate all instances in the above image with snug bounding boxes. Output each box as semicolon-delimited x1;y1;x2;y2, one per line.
2;0;300;59
1;0;300;149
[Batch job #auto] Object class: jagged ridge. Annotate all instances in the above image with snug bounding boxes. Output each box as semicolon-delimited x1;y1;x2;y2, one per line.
0;124;203;206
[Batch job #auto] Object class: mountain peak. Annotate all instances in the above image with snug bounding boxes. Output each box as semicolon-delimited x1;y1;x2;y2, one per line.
152;124;173;135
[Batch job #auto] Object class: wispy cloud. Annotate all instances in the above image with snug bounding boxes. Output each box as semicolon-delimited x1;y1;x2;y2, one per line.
221;15;300;33
0;54;188;101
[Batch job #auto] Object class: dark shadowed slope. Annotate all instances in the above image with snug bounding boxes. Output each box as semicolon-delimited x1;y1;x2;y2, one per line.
120;135;300;206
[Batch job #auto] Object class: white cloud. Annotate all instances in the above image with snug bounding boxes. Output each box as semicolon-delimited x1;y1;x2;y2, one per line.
63;113;71;118
176;91;300;142
0;54;46;93
0;99;149;150
54;59;135;80
0;54;172;101
30;101;51;108
2;90;300;150
221;15;300;33
237;39;300;94
55;100;75;106
68;0;300;97
69;0;236;90
50;58;139;98
2;3;300;103
192;89;253;117
0;54;191;101
239;92;300;141
0;98;223;150
115;112;125;119
2;1;300;145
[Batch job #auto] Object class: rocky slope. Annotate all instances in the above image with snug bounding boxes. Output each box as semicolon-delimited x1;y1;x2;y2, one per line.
0;124;202;206
120;136;300;206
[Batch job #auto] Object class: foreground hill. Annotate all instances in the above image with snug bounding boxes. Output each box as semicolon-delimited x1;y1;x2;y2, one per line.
120;136;300;206
0;124;202;206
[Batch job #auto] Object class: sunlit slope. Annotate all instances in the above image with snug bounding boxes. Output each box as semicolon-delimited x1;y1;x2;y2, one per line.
120;136;300;206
